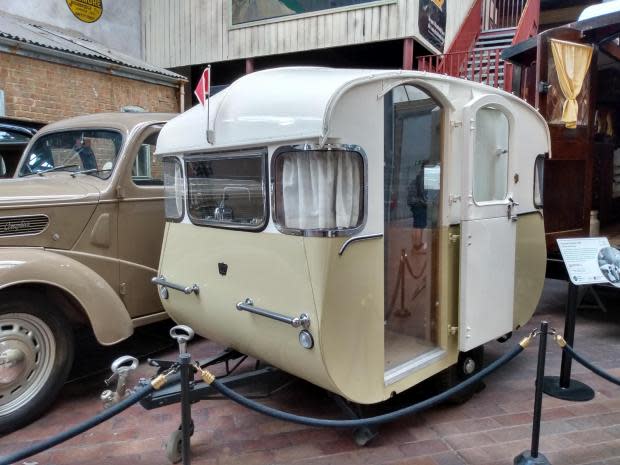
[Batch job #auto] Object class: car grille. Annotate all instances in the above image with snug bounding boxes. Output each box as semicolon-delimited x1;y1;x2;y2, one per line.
0;215;49;237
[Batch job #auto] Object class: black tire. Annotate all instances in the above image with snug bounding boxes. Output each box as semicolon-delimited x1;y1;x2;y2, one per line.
0;291;74;434
433;346;485;404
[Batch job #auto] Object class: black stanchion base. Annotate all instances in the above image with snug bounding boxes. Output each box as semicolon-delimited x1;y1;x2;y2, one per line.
514;451;551;465
542;376;595;402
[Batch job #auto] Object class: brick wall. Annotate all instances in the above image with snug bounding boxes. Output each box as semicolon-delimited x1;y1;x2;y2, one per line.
0;52;179;123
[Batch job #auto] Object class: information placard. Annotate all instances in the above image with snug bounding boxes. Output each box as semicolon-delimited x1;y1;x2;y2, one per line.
557;237;620;287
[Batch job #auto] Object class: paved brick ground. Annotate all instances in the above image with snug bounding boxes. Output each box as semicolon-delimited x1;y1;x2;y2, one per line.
2;279;620;465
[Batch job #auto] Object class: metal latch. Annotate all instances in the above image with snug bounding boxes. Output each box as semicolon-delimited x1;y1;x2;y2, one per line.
507;197;519;222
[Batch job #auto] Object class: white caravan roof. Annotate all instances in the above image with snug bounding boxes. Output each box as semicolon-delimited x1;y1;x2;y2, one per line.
157;66;545;155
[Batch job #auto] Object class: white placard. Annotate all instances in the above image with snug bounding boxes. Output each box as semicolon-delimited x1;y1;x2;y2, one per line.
557;237;620;287
423;165;440;191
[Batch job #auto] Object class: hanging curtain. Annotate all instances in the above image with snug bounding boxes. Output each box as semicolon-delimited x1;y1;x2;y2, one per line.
281;151;362;230
550;39;593;129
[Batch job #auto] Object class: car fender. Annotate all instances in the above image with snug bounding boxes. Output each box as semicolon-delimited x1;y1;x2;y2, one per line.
0;247;133;345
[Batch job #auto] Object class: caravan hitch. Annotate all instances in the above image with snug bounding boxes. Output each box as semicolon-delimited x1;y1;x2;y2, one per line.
100;355;139;409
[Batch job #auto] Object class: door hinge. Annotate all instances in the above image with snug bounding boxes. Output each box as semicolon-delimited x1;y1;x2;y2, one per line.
449;233;460;243
120;282;128;295
448;194;461;205
116;185;125;199
449;326;458;336
450;120;462;128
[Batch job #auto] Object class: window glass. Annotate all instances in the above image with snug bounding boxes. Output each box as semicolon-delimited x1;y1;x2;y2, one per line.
186;153;266;230
273;149;364;233
0;130;30;143
163;158;184;220
0;155;5;177
132;132;163;186
19;130;122;178
534;154;545;208
473;107;509;202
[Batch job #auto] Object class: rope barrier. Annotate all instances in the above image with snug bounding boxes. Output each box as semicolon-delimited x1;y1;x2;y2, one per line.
0;372;172;465
196;342;526;429
555;335;620;387
0;331;534;465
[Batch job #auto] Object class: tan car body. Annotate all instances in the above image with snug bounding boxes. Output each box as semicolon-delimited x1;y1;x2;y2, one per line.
0;112;176;344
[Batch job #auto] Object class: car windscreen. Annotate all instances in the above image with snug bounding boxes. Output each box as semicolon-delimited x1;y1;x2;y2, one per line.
18;130;123;179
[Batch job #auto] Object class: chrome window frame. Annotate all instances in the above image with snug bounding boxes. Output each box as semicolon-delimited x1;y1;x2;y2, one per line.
162;155;185;223
185;149;269;232
271;144;368;237
533;153;546;209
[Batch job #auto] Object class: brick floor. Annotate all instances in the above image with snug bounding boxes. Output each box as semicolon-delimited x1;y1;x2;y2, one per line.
2;279;620;465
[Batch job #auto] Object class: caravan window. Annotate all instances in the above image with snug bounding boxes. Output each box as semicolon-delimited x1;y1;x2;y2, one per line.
473;106;509;202
272;146;365;236
186;151;268;230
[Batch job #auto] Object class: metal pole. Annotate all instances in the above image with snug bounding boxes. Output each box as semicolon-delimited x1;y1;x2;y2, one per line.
180;353;193;465
514;322;551;465
531;321;548;458
559;282;578;388
542;282;595;401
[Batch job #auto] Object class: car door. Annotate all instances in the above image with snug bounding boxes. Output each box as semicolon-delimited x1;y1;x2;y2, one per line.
117;125;166;319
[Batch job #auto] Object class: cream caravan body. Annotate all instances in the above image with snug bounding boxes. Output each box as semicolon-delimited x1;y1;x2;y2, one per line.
155;67;549;404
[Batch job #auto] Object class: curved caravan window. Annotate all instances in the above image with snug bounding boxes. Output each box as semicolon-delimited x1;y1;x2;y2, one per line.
272;147;365;236
186;151;268;230
163;157;184;221
473;107;509;203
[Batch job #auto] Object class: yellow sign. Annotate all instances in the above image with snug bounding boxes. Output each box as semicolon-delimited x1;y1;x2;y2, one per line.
66;0;103;23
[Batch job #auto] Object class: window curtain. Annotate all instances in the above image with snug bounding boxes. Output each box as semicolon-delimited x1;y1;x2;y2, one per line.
550;39;593;129
281;151;361;230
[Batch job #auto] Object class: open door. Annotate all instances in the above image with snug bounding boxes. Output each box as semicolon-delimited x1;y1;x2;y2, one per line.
383;83;444;383
459;95;517;351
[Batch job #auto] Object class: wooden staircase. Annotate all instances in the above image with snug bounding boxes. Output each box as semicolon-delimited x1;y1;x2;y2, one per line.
417;0;539;92
463;28;516;88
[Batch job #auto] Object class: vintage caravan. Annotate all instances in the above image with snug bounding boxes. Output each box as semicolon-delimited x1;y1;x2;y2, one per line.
153;67;549;404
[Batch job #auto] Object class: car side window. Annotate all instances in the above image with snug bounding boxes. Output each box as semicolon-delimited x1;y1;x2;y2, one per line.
132;131;163;186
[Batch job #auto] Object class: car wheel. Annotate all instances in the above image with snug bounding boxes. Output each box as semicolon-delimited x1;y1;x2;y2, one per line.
433;346;484;404
0;293;74;433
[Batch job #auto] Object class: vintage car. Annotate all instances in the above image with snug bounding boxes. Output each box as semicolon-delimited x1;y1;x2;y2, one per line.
153;67;549;405
0;118;42;178
0;112;175;433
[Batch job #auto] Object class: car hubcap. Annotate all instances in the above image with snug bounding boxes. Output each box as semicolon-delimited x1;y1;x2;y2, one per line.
0;313;55;416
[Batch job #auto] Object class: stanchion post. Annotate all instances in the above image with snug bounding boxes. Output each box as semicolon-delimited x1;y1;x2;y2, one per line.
180;353;193;465
514;321;551;465
543;282;595;401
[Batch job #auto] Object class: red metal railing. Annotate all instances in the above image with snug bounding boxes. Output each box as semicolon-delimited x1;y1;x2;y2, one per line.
505;0;540;91
418;48;506;89
482;0;527;30
445;0;483;55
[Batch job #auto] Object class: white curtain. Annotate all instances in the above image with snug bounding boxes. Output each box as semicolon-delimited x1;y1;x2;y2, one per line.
281;151;362;230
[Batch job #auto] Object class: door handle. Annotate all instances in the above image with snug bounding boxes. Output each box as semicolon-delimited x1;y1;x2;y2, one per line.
507;197;519;222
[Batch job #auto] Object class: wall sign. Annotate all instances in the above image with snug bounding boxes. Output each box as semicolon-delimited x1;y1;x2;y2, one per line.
66;0;103;23
419;0;446;51
232;0;380;26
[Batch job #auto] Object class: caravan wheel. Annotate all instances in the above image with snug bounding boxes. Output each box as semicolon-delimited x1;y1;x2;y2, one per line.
434;346;484;404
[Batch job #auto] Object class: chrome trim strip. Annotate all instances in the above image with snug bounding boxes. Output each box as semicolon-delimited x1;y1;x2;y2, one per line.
338;233;383;256
236;298;310;330
270;143;368;237
152;276;199;295
384;348;446;386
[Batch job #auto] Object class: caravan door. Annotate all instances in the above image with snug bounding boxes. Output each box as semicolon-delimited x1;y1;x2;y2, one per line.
459;95;517;351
